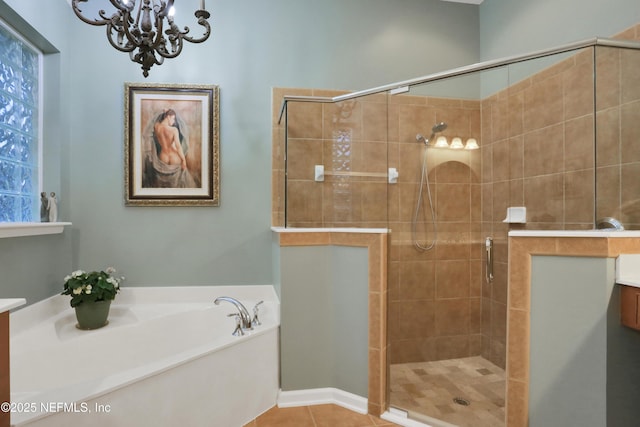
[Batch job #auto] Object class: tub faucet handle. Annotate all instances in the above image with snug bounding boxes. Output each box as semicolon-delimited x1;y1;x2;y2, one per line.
252;301;264;326
227;313;245;336
215;296;252;330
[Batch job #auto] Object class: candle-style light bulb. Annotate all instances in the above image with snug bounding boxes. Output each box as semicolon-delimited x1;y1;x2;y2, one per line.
450;137;464;149
200;0;205;10
434;136;449;148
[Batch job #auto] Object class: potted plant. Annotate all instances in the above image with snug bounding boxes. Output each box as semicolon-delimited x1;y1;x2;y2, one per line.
61;267;123;330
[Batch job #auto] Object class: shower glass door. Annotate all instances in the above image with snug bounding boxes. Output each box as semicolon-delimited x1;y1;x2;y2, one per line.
387;45;601;426
385;66;508;427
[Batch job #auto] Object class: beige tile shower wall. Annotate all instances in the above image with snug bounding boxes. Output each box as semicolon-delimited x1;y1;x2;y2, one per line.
596;25;640;229
478;25;640;370
273;89;390;229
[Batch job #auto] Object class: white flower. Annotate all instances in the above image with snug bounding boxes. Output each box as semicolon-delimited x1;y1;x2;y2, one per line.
71;270;85;278
64;275;71;282
73;287;82;295
107;277;116;285
85;285;92;291
105;267;116;275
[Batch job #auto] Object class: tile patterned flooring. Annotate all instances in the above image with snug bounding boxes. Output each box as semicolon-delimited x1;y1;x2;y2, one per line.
244;356;503;427
389;356;506;427
243;404;401;427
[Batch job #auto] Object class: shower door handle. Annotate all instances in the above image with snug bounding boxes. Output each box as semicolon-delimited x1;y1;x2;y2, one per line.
485;237;494;284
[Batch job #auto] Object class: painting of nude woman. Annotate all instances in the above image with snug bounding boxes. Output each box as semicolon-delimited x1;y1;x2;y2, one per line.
142;102;201;189
125;83;219;206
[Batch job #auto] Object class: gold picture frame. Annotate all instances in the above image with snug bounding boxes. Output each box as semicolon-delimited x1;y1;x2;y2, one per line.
124;82;219;206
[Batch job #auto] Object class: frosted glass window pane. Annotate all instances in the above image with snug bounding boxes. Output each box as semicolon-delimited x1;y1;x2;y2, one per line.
0;194;14;221
0;21;40;222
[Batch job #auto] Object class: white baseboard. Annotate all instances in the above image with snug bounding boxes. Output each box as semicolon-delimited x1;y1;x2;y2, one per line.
277;388;368;414
277;388;453;427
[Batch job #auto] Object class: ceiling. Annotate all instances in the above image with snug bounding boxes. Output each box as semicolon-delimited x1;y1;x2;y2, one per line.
441;0;484;4
65;0;485;6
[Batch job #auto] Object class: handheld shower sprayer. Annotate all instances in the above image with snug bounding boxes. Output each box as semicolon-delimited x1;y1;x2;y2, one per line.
412;121;448;251
415;122;448;145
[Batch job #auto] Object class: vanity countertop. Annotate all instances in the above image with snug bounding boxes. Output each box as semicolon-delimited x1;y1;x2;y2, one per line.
0;298;26;313
616;254;640;288
509;230;640;238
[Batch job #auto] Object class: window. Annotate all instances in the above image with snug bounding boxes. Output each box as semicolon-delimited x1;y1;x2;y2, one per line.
0;19;41;223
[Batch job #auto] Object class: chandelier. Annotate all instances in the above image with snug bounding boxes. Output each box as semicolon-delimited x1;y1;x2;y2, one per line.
72;0;212;77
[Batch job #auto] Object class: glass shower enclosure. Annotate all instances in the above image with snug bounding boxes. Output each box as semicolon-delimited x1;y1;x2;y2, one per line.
274;37;640;427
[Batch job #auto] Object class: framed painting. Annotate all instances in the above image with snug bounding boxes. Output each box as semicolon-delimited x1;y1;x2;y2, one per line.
124;82;219;206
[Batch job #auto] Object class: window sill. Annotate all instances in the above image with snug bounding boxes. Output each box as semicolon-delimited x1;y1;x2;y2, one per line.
0;222;72;239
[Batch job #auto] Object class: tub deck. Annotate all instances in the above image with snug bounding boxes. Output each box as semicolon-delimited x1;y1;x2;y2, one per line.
10;285;280;427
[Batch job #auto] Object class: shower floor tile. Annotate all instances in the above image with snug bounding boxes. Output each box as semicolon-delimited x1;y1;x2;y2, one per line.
390;356;505;427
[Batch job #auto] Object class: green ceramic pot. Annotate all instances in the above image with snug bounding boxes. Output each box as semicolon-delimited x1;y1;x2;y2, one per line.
74;300;111;330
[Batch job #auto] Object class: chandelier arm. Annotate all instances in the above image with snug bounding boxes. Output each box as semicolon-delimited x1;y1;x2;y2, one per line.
105;22;137;53
152;12;165;48
118;9;145;50
108;0;132;13
156;36;184;59
154;23;184;59
71;0;134;26
182;11;212;44
71;1;113;26
105;7;142;53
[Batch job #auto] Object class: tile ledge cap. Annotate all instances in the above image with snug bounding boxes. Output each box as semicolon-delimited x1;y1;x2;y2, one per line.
271;226;388;234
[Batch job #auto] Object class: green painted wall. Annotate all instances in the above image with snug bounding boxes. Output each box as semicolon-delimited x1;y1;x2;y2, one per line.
480;0;640;61
1;0;639;307
0;0;478;305
280;245;368;397
530;256;610;427
530;256;640;426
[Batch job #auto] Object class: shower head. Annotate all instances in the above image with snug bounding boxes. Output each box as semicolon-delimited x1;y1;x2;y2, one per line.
416;121;448;145
432;122;448;133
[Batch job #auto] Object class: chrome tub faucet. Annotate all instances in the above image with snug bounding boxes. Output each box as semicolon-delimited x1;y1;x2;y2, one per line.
214;296;266;335
214;296;252;330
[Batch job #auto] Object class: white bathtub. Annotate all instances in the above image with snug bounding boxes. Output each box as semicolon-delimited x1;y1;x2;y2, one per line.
9;285;280;427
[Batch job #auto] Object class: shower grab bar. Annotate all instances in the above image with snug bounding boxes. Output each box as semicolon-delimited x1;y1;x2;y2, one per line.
485;237;494;284
315;166;399;183
319;170;388;178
